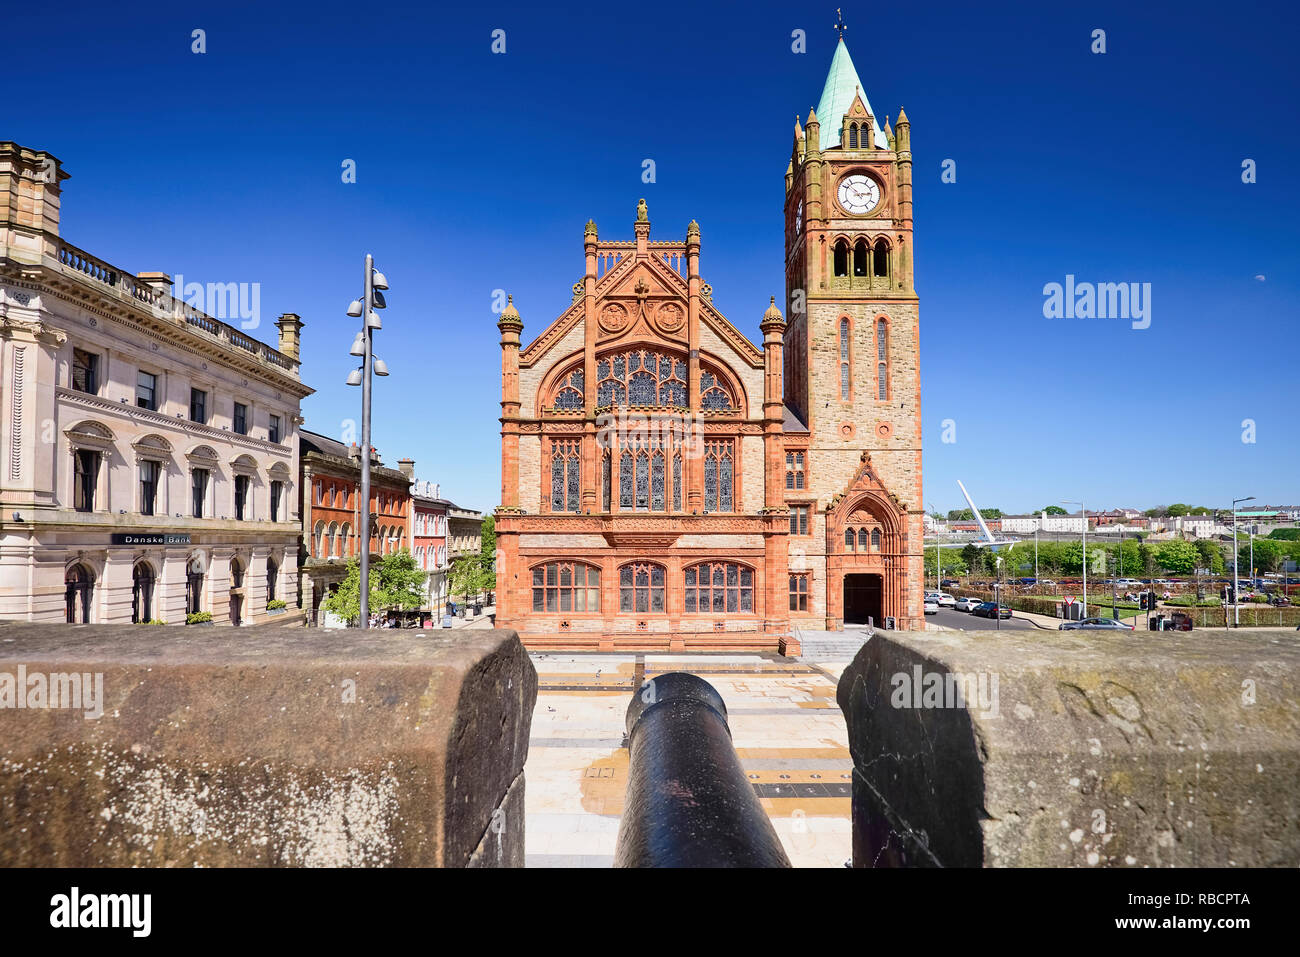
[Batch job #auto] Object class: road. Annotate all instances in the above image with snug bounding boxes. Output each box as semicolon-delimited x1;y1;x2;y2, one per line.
929;606;1039;631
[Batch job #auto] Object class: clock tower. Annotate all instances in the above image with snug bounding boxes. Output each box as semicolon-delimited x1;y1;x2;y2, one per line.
781;24;924;630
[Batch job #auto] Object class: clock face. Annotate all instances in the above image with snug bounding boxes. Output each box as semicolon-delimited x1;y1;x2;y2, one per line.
838;174;880;215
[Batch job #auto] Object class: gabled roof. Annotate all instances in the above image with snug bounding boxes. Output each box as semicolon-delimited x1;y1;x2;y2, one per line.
816;38;887;150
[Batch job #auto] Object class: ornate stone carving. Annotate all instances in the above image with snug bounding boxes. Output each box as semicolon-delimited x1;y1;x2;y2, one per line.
655;300;684;333
599;301;630;334
572;281;584;305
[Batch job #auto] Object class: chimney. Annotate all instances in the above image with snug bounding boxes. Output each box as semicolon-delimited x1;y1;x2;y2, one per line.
397;458;415;480
136;270;174;293
276;313;304;359
349;442;361;461
0;142;69;261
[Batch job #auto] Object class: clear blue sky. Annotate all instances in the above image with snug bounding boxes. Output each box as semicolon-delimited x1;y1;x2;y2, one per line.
12;0;1297;514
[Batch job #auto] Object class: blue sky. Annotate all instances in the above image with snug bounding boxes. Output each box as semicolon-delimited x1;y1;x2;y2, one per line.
11;0;1297;514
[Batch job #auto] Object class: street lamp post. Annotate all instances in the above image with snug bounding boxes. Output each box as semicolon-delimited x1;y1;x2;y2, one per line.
1064;500;1086;619
345;255;390;629
1232;496;1255;627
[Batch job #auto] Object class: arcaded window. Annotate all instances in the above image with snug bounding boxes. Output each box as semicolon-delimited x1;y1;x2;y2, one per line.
848;123;858;148
699;369;734;410
684;562;754;614
853;239;869;277
620;563;664;613
833;240;849;277
532;562;601;613
552;368;585;410
873;238;889;278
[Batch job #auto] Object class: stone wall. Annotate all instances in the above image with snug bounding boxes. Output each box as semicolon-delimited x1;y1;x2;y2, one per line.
837;627;1300;867
0;624;537;866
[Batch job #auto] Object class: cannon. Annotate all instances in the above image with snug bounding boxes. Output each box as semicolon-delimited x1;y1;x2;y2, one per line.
614;671;791;867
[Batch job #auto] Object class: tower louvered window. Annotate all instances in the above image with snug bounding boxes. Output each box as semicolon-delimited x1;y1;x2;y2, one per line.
876;318;888;400
840;318;851;399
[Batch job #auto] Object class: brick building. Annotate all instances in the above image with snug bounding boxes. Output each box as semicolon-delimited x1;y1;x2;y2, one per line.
493;35;924;650
410;478;449;615
298;430;411;622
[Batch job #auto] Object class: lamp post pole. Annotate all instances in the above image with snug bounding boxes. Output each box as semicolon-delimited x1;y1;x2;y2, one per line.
1064;500;1086;618
359;254;374;629
1231;496;1255;626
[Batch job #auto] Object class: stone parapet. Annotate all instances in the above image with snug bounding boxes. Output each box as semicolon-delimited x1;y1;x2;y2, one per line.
0;624;536;867
837;628;1300;867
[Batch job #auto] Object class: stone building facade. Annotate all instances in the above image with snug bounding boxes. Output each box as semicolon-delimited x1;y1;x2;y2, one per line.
493;36;923;651
410;479;449;616
0;142;313;626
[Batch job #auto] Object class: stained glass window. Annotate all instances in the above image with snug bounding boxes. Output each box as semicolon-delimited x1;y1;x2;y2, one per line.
591;349;688;409
684;563;754;615
673;453;682;511
602;453;611;511
702;440;733;513
550;439;581;512
620;451;634;508
651;452;665;511
620;563;664;613
635;452;649;510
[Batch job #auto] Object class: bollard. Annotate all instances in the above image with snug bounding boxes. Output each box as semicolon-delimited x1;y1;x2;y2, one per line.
614;672;791;867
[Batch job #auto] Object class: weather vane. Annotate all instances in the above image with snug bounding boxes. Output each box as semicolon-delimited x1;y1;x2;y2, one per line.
834;8;847;39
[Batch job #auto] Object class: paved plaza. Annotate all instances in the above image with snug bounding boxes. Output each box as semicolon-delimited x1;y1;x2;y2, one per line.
525;652;855;868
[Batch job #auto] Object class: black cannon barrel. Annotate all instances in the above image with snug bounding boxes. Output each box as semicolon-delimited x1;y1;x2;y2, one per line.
614;671;792;867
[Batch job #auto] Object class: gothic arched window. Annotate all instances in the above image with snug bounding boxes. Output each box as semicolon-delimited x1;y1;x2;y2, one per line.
533;562;601;613
684;562;754;614
848;123;859;148
873;238;889;278
853;239;869;277
845;529;855;549
699;370;734;411
703;440;734;513
872;527;882;549
833;240;849;277
619;562;665;613
594;350;687;409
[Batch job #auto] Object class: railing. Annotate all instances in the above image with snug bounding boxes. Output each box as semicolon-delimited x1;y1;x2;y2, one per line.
614;672;791;867
53;239;299;377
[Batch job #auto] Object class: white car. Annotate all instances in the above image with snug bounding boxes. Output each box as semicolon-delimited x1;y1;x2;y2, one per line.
954;596;982;612
924;600;939;615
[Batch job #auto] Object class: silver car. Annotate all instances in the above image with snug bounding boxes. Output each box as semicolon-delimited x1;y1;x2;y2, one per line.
1059;617;1134;631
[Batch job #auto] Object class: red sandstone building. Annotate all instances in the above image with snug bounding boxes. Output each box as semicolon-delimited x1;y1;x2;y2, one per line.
494;36;923;652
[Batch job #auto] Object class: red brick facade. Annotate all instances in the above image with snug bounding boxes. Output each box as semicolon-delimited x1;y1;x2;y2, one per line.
495;42;922;651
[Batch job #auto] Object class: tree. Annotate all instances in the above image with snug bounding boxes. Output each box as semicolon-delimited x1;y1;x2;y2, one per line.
1240;538;1283;573
1188;506;1211;515
1194;539;1225;575
1143;507;1164;518
949;509;973;521
1166;504;1191;517
960;543;981;571
450;553;492;604
479;514;497;592
1042;505;1067;515
1268;528;1300;541
321;549;427;625
1155;539;1198;575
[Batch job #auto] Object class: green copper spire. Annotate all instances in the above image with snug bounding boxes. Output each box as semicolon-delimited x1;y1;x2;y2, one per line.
815;37;887;150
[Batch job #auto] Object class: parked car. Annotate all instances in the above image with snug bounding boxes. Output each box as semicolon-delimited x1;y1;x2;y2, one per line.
1039;579;1057;587
924;600;939;615
940;578;960;589
936;593;956;607
954;596;982;612
973;601;1012;620
1059;617;1135;631
1149;612;1193;631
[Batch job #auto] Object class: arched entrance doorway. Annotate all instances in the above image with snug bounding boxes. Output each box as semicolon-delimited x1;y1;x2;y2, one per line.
844;573;883;625
132;561;156;623
229;557;245;626
65;563;94;623
186;555;205;616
